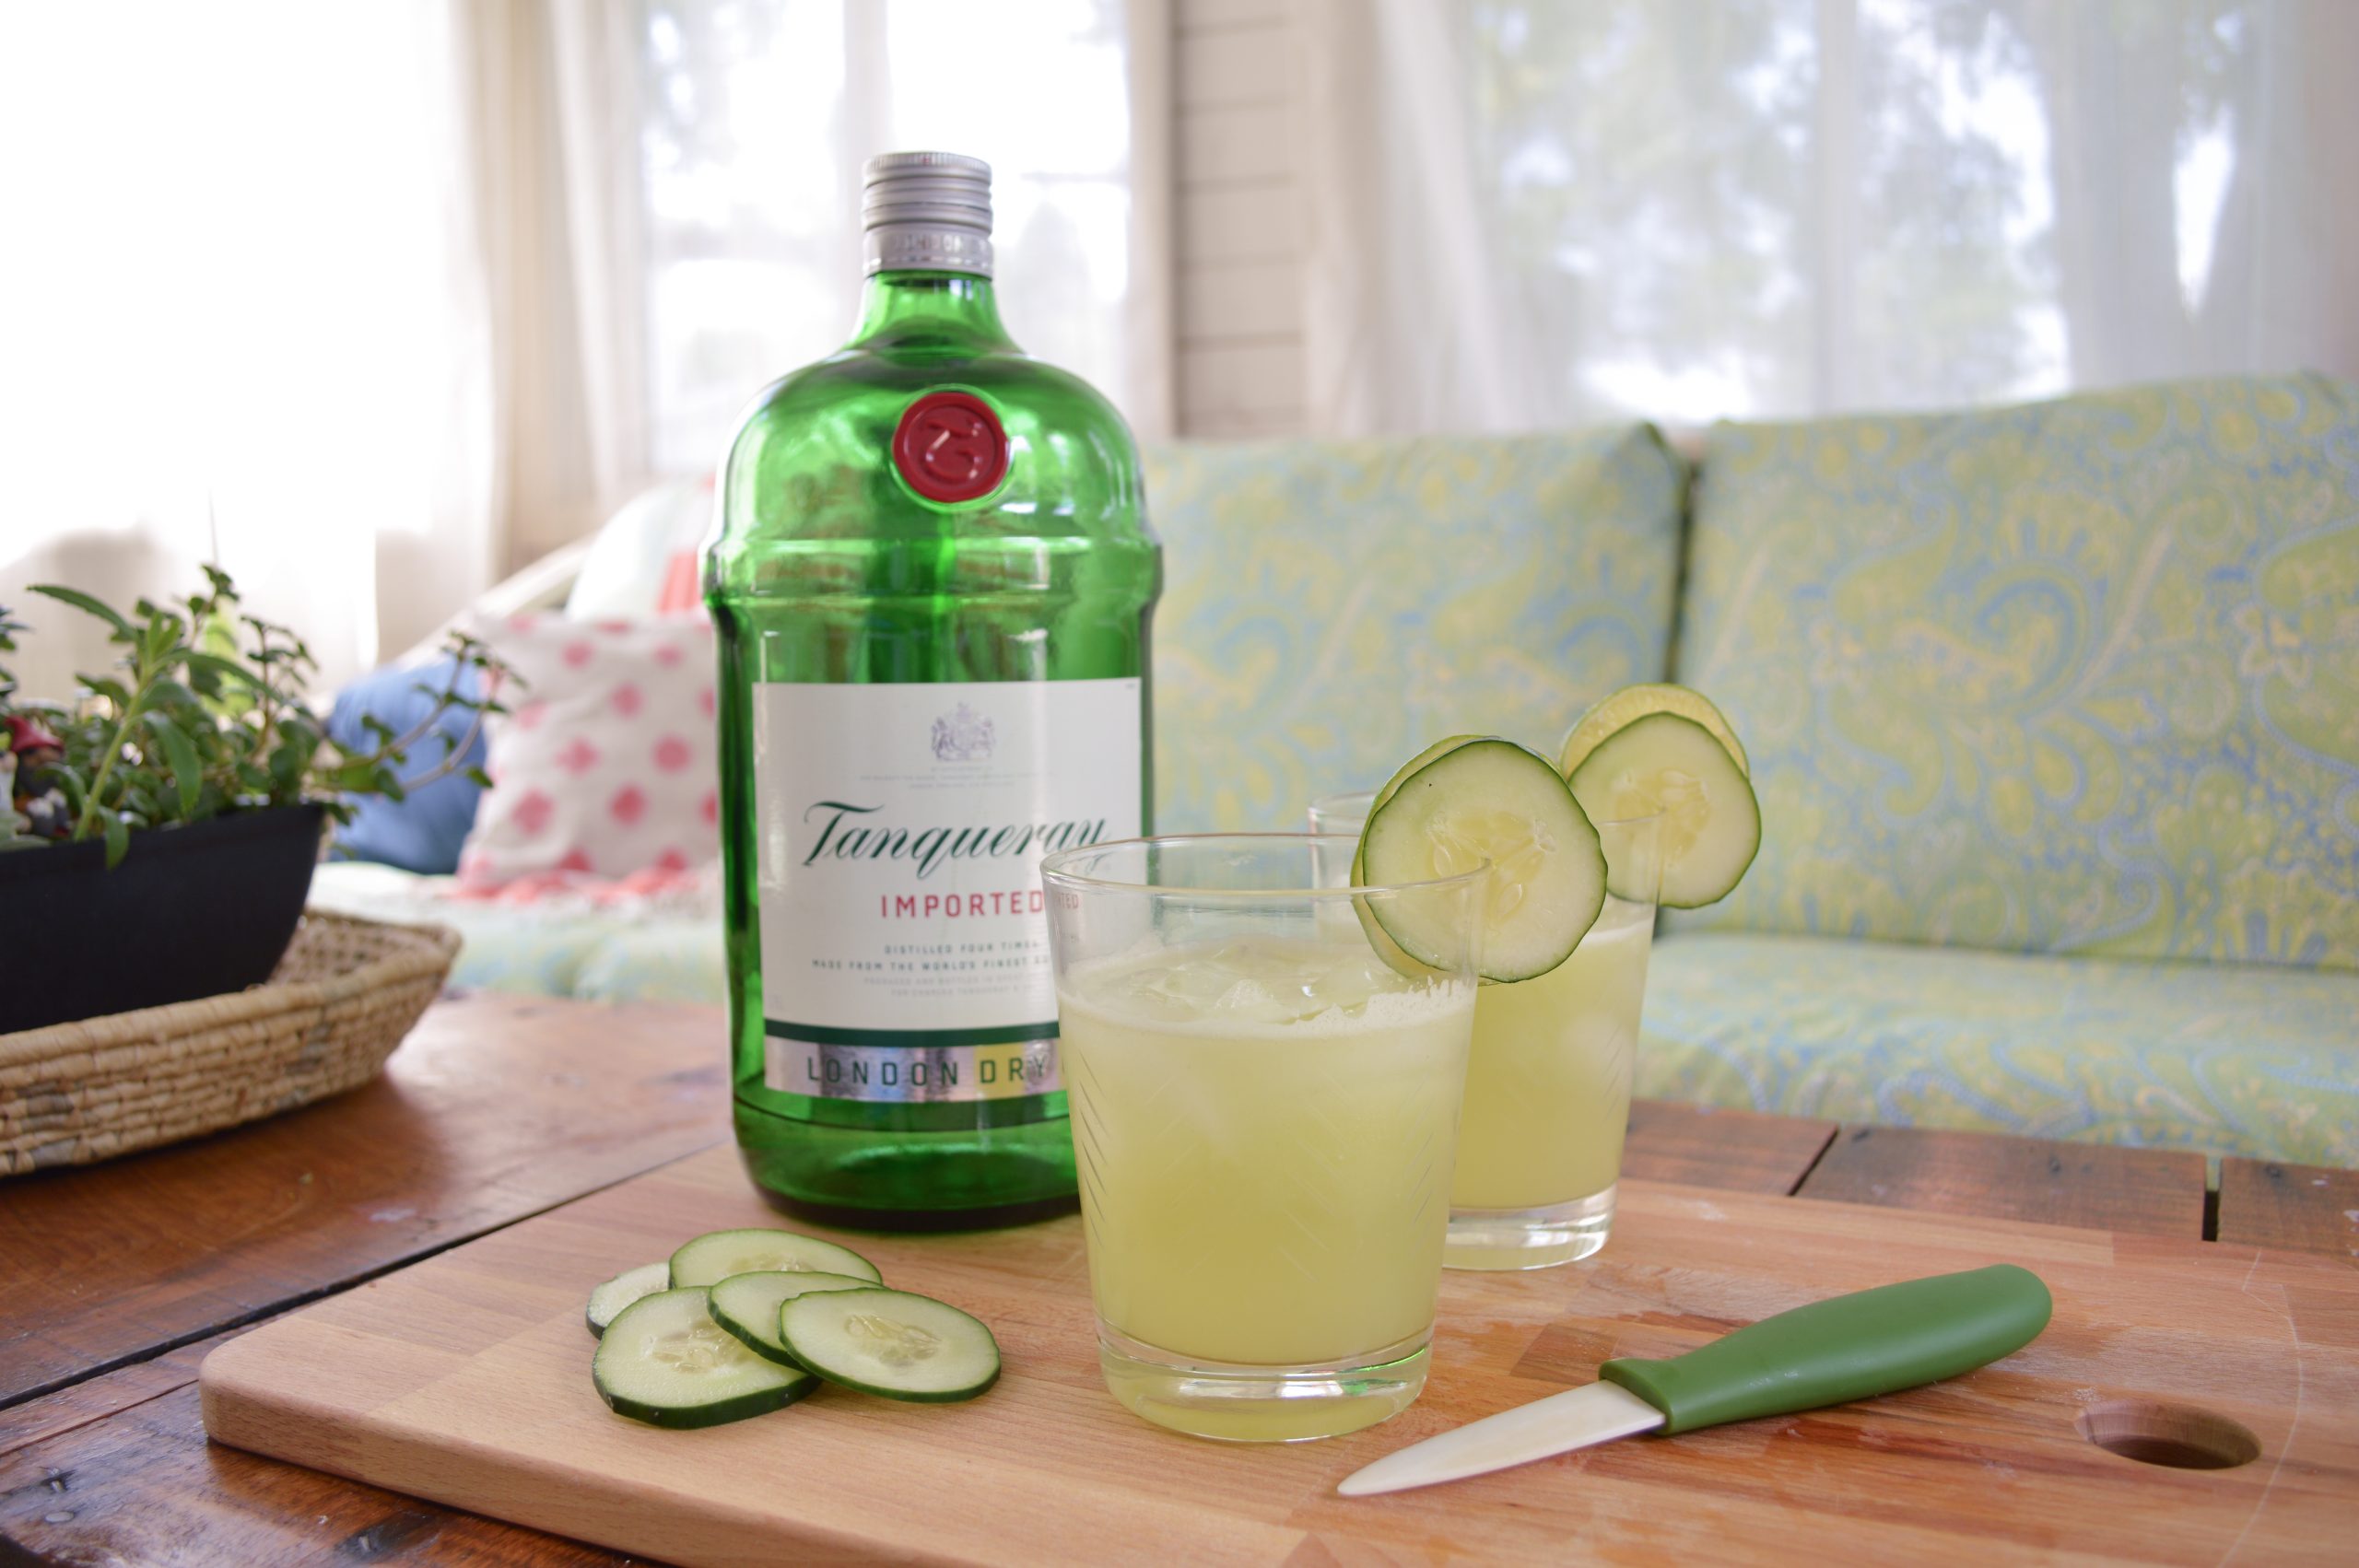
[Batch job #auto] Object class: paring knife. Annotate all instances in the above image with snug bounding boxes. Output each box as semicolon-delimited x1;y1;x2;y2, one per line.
1338;1262;2052;1496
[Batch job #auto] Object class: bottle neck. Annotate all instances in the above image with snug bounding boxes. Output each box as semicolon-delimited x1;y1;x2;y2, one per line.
849;271;1014;355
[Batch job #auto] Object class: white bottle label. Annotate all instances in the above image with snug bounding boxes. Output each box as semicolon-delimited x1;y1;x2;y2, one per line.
751;677;1142;1102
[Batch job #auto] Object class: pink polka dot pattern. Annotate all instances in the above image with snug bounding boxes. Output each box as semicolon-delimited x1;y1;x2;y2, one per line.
456;614;719;887
511;790;554;837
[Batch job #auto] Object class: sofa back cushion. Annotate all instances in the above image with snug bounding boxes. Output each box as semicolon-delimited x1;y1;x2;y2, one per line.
1147;427;1686;830
1672;372;2359;971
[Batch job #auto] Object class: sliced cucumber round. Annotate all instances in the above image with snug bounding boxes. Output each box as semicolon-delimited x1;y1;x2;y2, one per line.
1360;736;1605;982
668;1228;882;1290
1349;736;1505;978
585;1260;672;1340
777;1288;1001;1403
1346;734;1493;978
1367;734;1486;814
707;1270;880;1367
1559;682;1749;779
593;1288;814;1427
1567;710;1761;907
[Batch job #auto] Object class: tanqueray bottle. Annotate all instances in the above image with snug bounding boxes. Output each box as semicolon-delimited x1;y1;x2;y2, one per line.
705;151;1158;1229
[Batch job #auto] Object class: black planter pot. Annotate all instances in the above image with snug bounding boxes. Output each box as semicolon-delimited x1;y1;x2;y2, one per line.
0;804;326;1036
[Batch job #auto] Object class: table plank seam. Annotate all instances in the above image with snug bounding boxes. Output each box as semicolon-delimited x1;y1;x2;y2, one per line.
0;1134;728;1418
0;1367;194;1462
1779;1122;1841;1196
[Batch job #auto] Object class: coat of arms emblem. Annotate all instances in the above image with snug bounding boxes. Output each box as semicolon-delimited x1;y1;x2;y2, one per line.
930;703;994;762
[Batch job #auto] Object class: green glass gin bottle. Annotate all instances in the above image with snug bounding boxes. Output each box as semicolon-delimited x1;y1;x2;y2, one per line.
705;152;1158;1230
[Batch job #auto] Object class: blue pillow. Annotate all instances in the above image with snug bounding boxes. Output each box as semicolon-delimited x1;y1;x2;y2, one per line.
325;654;487;875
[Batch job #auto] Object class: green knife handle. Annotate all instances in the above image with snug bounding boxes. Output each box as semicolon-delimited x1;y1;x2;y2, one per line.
1597;1263;2051;1435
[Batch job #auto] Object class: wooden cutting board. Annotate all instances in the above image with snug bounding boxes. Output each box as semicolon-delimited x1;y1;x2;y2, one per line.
199;1143;2357;1566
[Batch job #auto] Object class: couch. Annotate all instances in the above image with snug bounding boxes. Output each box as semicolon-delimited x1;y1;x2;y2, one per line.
313;371;2359;1170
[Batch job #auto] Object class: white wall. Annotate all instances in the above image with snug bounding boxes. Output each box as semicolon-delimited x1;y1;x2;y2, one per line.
1173;0;1307;439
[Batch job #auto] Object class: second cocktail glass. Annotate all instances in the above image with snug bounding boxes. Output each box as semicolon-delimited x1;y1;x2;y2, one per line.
1309;791;1662;1270
1040;835;1485;1442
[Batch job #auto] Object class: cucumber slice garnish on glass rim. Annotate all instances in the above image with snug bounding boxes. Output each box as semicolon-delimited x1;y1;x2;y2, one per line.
777;1287;1002;1403
1345;733;1488;977
1564;707;1761;908
1559;682;1750;780
707;1270;881;1367
1358;736;1605;983
592;1287;815;1427
1367;734;1488;814
585;1260;672;1340
668;1227;883;1290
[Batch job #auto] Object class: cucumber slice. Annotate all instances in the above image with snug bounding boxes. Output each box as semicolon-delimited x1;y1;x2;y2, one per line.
707;1270;880;1367
593;1288;814;1427
1567;710;1762;908
777;1288;1002;1403
1559;683;1749;779
668;1228;882;1290
1347;736;1510;980
1360;736;1605;982
585;1260;672;1340
1368;734;1486;815
1346;836;1430;983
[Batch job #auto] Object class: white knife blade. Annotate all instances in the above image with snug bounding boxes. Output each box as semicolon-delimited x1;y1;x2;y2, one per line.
1336;1381;1666;1496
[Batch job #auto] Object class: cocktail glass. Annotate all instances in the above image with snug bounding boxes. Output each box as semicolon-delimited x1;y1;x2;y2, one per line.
1039;834;1485;1441
1309;790;1662;1270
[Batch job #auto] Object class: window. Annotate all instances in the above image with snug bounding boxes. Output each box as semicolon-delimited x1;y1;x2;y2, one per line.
1309;0;2350;430
638;0;1141;473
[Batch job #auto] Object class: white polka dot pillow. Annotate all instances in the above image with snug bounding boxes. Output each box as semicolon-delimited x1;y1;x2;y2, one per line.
455;614;718;888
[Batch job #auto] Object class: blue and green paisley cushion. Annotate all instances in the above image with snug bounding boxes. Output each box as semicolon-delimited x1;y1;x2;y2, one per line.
1144;428;1685;830
1641;931;2359;1168
1673;373;2359;970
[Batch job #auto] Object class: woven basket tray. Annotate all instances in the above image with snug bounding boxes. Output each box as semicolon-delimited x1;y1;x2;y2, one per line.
0;910;459;1176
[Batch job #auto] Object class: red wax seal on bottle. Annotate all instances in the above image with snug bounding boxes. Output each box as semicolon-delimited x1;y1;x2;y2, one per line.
892;390;1009;504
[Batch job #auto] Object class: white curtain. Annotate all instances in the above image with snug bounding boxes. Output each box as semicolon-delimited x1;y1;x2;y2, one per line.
2;0;1169;699
0;1;497;696
452;0;659;580
628;0;1172;476
1300;0;2359;435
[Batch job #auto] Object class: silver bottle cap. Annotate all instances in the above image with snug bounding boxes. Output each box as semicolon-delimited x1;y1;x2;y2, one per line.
863;150;992;277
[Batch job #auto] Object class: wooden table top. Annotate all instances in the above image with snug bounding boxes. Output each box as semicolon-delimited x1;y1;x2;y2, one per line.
2;990;2351;1566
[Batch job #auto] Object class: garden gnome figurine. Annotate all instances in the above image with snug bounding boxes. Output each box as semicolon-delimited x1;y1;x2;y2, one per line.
6;715;70;839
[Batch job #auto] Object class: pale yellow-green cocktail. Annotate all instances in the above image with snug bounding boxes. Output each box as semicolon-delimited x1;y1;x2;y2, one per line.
1041;836;1483;1442
1311;794;1661;1269
1449;897;1652;1207
1446;891;1655;1266
1059;942;1473;1388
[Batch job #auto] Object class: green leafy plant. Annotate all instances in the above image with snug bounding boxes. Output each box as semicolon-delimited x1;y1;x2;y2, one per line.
1;567;511;867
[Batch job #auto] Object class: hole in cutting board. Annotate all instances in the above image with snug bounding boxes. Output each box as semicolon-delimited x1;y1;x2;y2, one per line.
2076;1400;2260;1469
